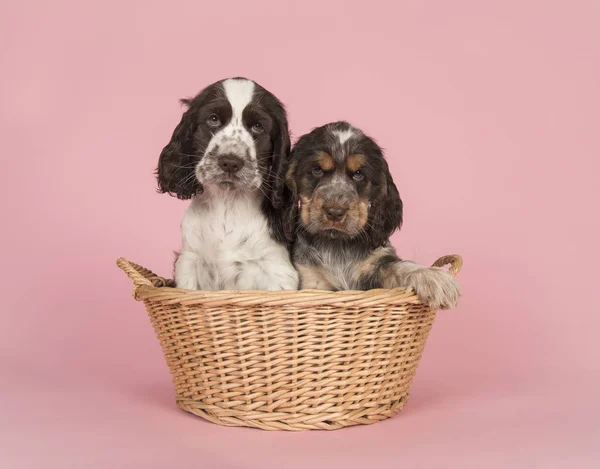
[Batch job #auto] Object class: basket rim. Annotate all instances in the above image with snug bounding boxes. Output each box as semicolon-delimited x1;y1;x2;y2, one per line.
116;254;462;308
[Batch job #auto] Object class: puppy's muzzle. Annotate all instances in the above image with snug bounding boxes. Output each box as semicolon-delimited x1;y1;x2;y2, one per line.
218;154;244;174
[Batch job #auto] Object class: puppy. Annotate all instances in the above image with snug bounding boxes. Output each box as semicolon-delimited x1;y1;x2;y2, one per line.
283;121;459;309
156;77;298;291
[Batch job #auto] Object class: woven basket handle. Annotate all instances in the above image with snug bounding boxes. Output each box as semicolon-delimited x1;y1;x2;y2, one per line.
431;254;463;277
116;257;153;299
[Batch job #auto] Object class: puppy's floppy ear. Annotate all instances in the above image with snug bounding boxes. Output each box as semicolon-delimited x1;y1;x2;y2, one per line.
259;105;292;244
266;112;292;209
282;155;299;242
156;101;202;200
367;159;403;247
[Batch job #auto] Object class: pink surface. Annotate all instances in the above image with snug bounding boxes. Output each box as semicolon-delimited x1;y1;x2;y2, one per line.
1;1;599;467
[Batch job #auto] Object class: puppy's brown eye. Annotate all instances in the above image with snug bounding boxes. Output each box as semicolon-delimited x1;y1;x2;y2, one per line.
207;114;221;127
312;167;324;176
353;170;365;181
251;122;263;134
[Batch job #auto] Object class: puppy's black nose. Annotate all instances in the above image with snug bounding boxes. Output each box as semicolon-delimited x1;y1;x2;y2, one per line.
218;154;244;174
324;205;348;222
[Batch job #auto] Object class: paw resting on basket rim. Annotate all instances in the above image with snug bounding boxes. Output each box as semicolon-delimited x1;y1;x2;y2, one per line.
393;262;460;310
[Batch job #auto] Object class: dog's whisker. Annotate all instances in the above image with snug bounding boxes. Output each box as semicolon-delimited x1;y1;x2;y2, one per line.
175;171;198;188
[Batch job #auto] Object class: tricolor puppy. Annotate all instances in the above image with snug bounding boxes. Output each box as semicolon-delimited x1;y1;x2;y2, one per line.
157;77;298;291
283;121;460;309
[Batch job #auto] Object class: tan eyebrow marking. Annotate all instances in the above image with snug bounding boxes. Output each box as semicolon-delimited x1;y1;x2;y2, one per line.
315;152;335;171
346;154;367;172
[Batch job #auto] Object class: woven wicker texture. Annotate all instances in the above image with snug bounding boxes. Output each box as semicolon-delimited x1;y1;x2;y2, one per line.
117;255;462;431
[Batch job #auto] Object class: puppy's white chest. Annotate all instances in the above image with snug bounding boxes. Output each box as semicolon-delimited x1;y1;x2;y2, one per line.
178;194;298;290
188;198;265;260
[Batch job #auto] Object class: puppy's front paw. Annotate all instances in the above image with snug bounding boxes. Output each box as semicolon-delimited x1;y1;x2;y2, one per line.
404;267;460;310
263;270;300;291
175;277;198;290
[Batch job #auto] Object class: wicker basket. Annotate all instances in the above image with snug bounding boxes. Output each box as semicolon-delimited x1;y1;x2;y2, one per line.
117;254;462;431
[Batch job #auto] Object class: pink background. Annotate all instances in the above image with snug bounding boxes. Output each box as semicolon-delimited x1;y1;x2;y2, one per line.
2;1;599;467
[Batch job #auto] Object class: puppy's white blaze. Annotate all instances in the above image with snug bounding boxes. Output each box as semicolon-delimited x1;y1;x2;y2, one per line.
223;78;256;157
203;78;257;159
223;78;255;123
334;128;355;145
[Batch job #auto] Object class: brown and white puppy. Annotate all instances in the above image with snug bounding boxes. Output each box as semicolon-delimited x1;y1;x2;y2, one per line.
157;77;298;291
283;121;459;309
